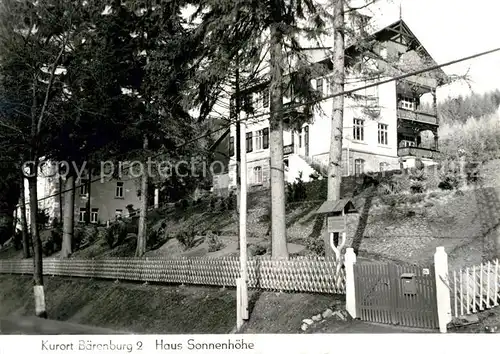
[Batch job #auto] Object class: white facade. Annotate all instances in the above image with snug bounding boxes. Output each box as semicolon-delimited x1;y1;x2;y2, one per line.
211;18;445;192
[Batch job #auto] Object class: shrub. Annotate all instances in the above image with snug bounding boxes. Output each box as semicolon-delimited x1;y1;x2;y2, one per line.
226;192;236;210
305;237;325;256
206;231;224;253
380;194;407;207
176;229;198;250
305;178;327;200
78;225;99;248
105;220;128;248
465;162;483;184
410;182;425;194
209;197;218;211
249;243;267;256
147;229;160;249
41;227;62;256
286;172;307;203
438;176;459;190
51;228;62;250
379;173;412;195
147;222;166;248
175;199;190;210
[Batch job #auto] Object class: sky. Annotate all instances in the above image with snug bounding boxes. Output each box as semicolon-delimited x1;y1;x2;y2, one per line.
372;0;500;100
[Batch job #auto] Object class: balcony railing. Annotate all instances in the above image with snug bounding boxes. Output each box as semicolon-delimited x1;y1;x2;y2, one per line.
397;108;438;125
398;146;440;159
284;144;294;156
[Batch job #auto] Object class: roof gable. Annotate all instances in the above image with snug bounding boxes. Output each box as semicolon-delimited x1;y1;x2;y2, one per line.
346;19;449;85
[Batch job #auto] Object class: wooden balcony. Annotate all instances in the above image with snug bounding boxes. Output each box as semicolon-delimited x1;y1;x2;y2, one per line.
398;146;439;159
397;108;438;126
283;144;294;156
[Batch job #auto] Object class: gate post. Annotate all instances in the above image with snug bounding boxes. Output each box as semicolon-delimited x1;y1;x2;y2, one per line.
345;247;357;319
434;247;452;333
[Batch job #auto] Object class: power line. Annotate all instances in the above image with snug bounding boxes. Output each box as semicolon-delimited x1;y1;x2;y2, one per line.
17;45;500;207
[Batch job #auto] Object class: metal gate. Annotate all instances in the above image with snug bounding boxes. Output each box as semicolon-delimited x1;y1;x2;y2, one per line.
354;262;439;329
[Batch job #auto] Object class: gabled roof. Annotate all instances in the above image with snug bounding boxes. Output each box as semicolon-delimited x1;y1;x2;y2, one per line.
315;199;357;215
346;19;449;85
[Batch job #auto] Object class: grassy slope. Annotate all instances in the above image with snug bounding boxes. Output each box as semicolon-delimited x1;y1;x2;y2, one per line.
0;274;339;334
0;275;237;334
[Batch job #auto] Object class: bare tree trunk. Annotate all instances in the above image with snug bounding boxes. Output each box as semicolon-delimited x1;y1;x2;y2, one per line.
19;172;30;258
61;174;75;258
269;23;288;259
325;0;345;258
327;0;345;202
28;170;46;318
135;135;149;257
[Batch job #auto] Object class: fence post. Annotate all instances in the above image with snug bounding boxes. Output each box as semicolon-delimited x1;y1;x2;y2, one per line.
345;247;357;319
236;277;243;331
434;246;452;333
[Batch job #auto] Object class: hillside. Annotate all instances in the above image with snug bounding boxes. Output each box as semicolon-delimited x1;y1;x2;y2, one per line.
2;160;500;271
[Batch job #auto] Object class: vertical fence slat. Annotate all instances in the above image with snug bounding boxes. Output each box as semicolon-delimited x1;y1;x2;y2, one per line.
479;263;484;311
453;270;458;318
472;265;477;313
495;260;499;307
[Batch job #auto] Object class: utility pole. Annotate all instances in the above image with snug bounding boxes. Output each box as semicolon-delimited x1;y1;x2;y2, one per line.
235;58;242;215
237;115;249;329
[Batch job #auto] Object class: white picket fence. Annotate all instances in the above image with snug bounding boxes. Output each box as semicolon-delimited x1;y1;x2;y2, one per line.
450;259;500;317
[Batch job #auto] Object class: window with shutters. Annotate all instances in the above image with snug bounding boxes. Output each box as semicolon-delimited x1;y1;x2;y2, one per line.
255;130;263;150
263;128;269;149
246;132;253;152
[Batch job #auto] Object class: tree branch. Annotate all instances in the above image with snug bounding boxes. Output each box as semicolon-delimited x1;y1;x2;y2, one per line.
36;36;66;135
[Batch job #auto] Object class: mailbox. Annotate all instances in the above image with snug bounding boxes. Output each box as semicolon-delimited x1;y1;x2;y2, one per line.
401;273;417;295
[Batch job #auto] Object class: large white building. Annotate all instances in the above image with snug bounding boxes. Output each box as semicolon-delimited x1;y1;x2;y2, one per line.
210;15;448;193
